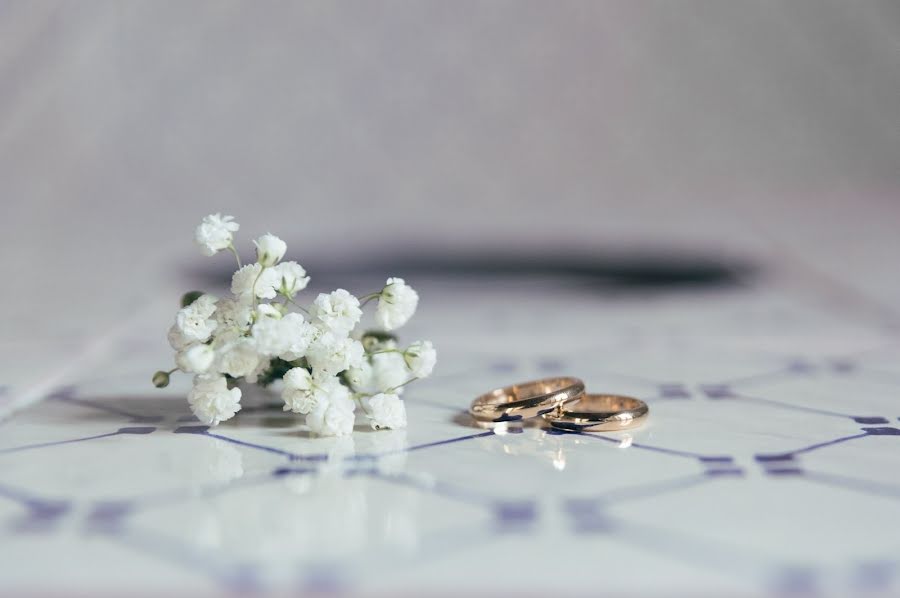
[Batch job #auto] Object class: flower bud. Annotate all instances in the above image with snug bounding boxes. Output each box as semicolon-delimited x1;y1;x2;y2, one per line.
152;370;171;388
256;303;282;319
361;330;398;352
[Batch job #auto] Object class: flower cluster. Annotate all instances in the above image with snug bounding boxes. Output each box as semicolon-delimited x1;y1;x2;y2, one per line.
153;213;436;436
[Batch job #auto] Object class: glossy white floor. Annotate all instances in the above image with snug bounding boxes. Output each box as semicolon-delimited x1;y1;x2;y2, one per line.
3;255;900;595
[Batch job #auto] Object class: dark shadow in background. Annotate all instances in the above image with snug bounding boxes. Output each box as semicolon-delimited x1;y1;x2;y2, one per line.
190;249;757;294
371;251;756;289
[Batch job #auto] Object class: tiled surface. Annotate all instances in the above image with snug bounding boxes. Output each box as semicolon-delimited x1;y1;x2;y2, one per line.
2;264;900;596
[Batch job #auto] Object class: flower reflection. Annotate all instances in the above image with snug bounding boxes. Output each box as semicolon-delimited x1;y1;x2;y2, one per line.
315;435;357;477
146;425;424;564
273;430;417;555
166;436;244;487
355;429;409;475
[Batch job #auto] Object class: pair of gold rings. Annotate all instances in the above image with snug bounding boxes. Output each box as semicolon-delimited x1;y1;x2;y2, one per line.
469;376;649;432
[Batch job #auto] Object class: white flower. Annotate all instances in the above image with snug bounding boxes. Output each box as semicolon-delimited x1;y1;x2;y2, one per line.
231;264;259;298
273;261;309;298
168;324;190;350
311;289;362;335
282;367;315;413
215;298;252;332
404;340;437;379
192;293;218;313
371;351;409;394
175;295;218;342
231;263;279;300
252;313;316;360
210;327;242;348
176;343;215;374
366;393;407;430
345;361;375;393
280;314;317;361
254;233;287;267
375;278;419;331
251;315;284;357
194;213;239;256
215;338;260;378
307;332;364;375
306;388;356;437
282;369;345;415
188;375;242;426
255;303;282;319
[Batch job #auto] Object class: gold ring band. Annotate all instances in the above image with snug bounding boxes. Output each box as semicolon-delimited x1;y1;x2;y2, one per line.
469;377;585;423
543;393;649;432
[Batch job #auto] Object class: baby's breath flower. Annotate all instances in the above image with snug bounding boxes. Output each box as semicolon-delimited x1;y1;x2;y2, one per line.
366;393;407;430
167;324;190;351
231;264;279;300
404;340;437;379
254;233;287;267
273;261;310;298
345;361;375;393
188;375;242;426
311;289;362;335
252;313;316;360
306;387;355;437
306;333;364;375
176;343;215;374
371;351;409;394
160;212;434;435
215;338;260;378
375;278;419;331
280;315;318;361
215;298;253;332
195;213;239;256
193;294;218;312
175;295;218;342
282;367;315;413
282;369;344;415
231;264;259;298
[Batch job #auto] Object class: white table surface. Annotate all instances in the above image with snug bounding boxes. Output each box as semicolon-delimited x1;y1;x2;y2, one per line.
3;251;900;595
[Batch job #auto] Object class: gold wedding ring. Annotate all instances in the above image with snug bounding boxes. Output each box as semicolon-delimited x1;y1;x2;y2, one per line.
543;393;649;432
469;377;585;423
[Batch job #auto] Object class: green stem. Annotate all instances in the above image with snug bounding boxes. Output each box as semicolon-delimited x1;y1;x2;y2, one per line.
227;243;242;269
386;377;418;393
251;265;267;307
366;348;400;356
358;292;381;308
283;295;310;314
354;376;418;400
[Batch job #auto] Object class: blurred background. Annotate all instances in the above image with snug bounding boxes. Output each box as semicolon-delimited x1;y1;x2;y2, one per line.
2;0;899;353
